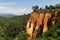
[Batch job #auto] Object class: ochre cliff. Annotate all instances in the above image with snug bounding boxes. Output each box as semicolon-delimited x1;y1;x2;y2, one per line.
26;10;60;40
26;12;39;40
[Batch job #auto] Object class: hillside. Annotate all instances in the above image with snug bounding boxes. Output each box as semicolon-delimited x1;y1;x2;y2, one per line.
0;4;60;40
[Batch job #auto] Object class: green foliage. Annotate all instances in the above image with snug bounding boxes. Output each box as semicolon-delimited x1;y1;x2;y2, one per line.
4;22;20;37
32;5;39;12
0;14;29;40
55;4;60;9
32;3;60;15
16;32;28;40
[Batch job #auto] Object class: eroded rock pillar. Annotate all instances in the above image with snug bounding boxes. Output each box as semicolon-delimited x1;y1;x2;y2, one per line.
33;13;44;38
26;12;39;40
43;12;51;33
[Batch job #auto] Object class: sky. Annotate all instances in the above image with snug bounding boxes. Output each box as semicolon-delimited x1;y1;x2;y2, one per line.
0;0;60;15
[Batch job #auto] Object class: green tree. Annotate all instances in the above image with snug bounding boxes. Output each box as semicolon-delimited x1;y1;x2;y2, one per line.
4;22;20;37
49;5;55;9
32;5;39;12
55;4;60;9
45;5;49;9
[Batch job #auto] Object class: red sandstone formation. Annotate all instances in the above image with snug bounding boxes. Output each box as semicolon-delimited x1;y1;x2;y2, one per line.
26;12;39;40
33;12;44;38
43;12;51;33
26;10;60;40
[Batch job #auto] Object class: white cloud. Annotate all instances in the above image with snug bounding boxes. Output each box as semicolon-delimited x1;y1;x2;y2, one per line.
0;2;32;15
0;6;28;15
0;2;16;5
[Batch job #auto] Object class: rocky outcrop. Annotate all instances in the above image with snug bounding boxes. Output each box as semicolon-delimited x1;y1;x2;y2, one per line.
26;11;60;40
26;12;39;40
33;12;44;38
43;12;51;33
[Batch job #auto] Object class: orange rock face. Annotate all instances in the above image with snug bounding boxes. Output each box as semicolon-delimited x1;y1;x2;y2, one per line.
33;13;44;38
26;11;59;40
26;12;39;40
43;12;51;33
